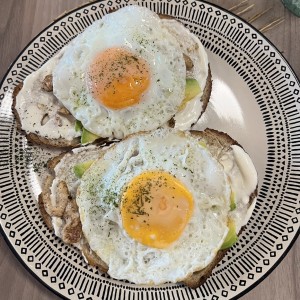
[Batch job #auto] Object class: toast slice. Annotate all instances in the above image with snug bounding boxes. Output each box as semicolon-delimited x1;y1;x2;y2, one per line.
38;128;257;288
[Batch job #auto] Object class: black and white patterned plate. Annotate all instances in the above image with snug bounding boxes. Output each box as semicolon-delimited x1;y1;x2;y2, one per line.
0;0;299;299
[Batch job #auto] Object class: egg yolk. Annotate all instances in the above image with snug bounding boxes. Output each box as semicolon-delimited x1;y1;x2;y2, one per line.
87;47;150;109
121;171;194;249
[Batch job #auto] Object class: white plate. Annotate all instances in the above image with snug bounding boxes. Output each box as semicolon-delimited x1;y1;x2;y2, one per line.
0;0;299;299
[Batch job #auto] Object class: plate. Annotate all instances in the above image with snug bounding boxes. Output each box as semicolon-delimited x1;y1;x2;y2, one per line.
0;0;299;299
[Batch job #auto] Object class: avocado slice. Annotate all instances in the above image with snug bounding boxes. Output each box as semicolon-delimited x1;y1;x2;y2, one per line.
74;160;95;178
221;219;238;250
230;191;236;211
81;127;99;145
198;140;207;149
75;120;83;132
179;78;201;110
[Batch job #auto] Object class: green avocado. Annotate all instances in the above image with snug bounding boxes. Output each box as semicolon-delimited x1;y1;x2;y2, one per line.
221;219;238;250
75;120;83;132
81;127;99;145
74;160;95;178
74;120;99;145
180;78;201;110
230;191;236;211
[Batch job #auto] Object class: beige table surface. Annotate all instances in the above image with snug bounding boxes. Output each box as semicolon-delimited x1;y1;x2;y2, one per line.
0;0;299;299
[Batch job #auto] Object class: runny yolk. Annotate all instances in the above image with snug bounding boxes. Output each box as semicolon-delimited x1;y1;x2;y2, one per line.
121;171;194;249
87;47;150;109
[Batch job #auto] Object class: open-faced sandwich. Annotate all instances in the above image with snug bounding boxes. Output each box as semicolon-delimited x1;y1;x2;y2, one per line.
39;128;257;288
13;6;211;147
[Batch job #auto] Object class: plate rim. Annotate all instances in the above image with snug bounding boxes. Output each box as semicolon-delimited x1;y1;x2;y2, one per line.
0;0;299;299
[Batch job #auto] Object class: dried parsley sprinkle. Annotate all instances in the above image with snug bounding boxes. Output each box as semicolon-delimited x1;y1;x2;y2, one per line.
102;189;119;207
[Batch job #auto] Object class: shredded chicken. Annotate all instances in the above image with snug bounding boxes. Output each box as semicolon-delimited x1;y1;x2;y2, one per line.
61;197;82;244
42;177;69;217
42;74;53;92
58;107;70;115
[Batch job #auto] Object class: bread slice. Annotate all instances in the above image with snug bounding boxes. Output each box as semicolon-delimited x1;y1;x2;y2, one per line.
38;128;257;288
13;66;212;147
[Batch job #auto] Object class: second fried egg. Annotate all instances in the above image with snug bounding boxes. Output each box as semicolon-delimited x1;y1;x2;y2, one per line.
76;129;231;285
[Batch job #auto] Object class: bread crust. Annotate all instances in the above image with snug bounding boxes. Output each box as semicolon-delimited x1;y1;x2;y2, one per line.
47;151;69;170
199;66;212;122
38;194;53;231
12;83;80;148
183;249;228;288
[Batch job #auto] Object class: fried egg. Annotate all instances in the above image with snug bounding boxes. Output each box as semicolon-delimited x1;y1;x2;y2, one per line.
53;6;185;139
15;6;209;142
77;129;233;284
53;6;208;139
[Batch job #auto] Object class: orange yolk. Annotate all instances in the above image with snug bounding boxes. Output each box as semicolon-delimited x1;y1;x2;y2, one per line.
121;171;194;249
87;47;150;109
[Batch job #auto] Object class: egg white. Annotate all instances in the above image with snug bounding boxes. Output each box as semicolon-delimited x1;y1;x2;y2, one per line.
76;129;231;284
